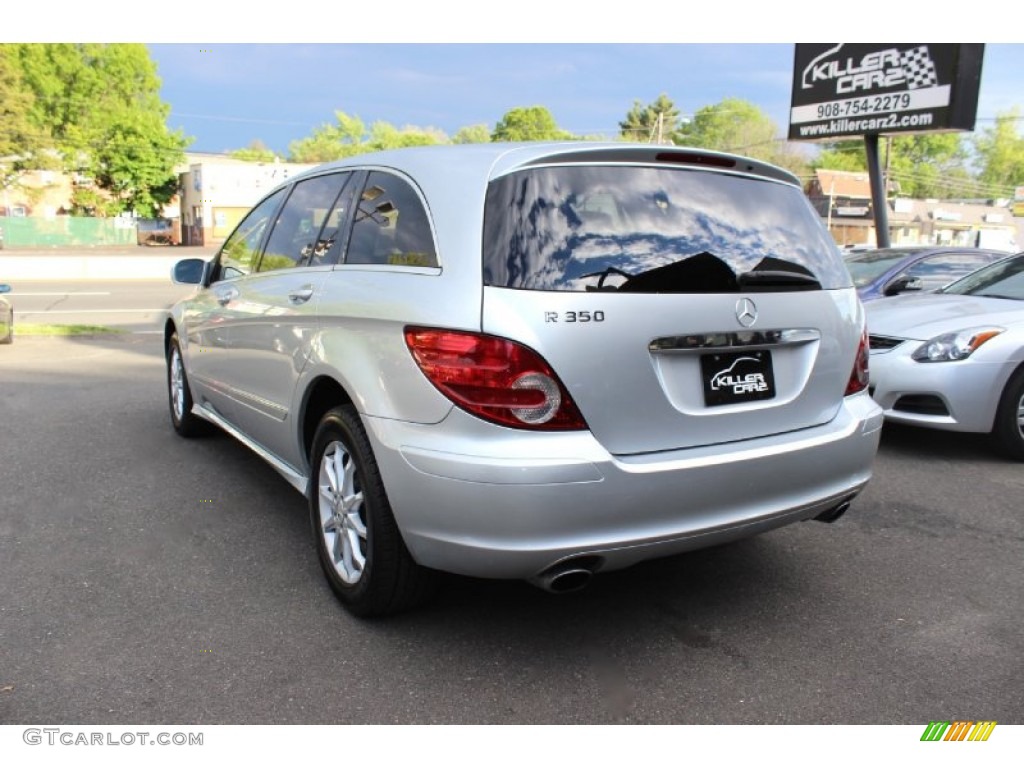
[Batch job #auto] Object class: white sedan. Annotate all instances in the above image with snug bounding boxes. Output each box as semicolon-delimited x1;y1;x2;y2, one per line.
866;252;1024;460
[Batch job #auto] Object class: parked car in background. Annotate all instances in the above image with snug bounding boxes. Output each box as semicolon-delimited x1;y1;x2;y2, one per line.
845;246;1008;302
0;283;12;344
165;142;882;616
866;251;1024;459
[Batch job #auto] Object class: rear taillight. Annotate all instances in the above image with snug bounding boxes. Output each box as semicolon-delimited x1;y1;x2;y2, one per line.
845;328;870;396
404;327;587;430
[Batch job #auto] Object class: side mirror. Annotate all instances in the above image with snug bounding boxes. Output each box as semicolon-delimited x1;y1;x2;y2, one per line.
171;258;209;286
884;276;924;296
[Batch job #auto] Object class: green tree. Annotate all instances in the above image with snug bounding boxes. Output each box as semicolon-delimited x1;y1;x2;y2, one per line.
813;134;983;199
0;46;36;159
673;97;812;175
491;106;572;142
886;133;969;198
452;124;492;144
619;93;681;143
674;98;777;155
974;108;1024;195
288;111;448;162
229;140;279;163
812;139;866;172
11;43;187;216
368;121;446;150
0;45;39;194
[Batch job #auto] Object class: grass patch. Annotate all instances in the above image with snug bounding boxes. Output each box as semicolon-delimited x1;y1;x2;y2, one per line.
13;323;127;336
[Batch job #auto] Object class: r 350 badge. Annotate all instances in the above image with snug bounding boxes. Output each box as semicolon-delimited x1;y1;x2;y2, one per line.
544;311;606;323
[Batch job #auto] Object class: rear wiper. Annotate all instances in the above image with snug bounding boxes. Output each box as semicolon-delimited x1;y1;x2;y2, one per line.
581;266;633;291
738;270;821;291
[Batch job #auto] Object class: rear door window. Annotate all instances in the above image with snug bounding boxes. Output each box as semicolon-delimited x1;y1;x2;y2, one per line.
345;172;438;267
483;166;848;292
258;173;355;272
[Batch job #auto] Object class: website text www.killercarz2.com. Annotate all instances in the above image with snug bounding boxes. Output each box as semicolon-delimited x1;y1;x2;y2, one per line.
799;111;934;137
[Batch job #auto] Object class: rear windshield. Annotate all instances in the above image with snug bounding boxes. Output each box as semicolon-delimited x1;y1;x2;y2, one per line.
483;165;849;293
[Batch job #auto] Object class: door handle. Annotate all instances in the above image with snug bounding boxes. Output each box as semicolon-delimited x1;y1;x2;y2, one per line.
288;286;315;304
214;286;238;306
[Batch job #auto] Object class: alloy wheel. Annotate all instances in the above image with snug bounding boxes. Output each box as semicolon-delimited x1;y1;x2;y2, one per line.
318;440;367;584
170;347;185;420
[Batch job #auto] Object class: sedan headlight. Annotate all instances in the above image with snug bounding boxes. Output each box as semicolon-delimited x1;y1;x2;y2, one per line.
911;327;1004;362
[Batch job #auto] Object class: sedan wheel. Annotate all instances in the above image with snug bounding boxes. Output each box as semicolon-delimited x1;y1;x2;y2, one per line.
994;368;1024;461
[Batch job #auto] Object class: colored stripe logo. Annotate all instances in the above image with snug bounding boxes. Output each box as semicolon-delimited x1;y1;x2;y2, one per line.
921;721;997;742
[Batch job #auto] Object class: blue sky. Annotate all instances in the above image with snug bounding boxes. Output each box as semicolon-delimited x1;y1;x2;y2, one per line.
148;43;1024;156
8;5;1024;157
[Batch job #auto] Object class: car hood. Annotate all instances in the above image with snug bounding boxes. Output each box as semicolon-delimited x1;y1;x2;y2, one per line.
865;293;1024;341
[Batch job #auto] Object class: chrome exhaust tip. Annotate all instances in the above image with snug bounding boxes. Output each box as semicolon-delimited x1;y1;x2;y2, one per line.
531;556;602;594
814;500;852;524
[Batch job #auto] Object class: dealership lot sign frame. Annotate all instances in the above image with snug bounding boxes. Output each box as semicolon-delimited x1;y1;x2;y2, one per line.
789;44;984;142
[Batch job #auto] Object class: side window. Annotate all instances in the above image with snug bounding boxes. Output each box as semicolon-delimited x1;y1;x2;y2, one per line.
218;189;286;280
303;173;358;267
258;173;353;273
346;172;437;267
904;253;994;291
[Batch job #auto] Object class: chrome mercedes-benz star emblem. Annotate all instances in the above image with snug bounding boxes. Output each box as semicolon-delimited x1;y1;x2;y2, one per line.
735;298;758;328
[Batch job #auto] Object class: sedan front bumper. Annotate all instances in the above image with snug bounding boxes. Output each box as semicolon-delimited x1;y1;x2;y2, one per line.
869;342;1003;433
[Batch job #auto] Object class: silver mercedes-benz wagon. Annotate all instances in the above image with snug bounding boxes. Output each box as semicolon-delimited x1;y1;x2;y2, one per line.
166;143;883;616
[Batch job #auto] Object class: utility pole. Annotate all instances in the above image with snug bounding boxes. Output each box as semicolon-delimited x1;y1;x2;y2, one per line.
650;112;664;145
826;179;835;238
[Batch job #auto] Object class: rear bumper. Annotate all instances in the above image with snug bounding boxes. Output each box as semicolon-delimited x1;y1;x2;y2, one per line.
365;392;883;580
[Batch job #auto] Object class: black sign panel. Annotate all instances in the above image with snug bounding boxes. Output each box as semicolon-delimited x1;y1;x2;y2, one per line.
700;350;776;407
789;44;984;141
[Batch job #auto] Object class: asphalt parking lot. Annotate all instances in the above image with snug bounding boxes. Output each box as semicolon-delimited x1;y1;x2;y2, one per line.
0;334;1021;725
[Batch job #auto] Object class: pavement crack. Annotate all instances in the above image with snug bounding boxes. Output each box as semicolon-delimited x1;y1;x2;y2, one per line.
43;294;71;312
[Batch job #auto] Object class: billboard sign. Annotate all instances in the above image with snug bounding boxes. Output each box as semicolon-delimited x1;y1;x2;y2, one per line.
789;44;984;141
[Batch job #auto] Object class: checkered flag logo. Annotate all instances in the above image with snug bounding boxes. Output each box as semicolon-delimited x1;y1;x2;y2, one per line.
900;46;939;89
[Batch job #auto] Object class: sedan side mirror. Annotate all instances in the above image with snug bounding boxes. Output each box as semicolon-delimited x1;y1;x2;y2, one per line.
884;276;924;296
171;258;210;286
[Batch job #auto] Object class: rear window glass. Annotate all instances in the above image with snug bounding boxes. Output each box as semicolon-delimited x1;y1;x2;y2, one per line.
483;166;849;292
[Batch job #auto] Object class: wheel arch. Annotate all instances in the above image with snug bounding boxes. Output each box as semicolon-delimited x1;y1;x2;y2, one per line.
163;318;178;359
301;376;356;468
992;358;1024;431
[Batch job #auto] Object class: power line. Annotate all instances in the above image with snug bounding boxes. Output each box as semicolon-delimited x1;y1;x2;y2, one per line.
169;112;309;127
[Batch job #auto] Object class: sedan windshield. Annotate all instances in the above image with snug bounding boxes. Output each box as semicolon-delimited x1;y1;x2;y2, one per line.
940;253;1024;300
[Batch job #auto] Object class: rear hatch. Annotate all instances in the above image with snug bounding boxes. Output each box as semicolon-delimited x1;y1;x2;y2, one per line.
480;158;859;455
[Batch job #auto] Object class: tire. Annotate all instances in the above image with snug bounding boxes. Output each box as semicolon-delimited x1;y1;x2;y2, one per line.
167;332;211;438
308;405;436;617
993;367;1024;461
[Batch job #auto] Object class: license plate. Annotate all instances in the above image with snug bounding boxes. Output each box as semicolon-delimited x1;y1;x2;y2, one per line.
701;349;776;407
